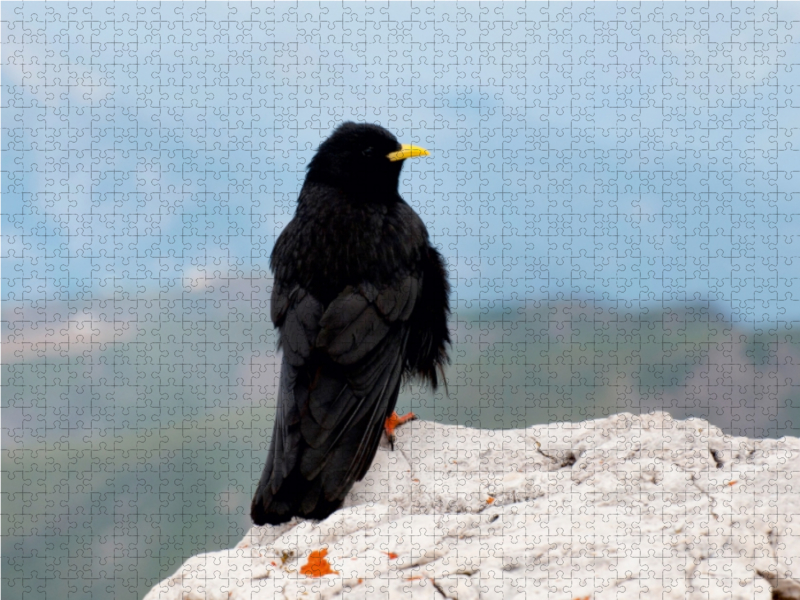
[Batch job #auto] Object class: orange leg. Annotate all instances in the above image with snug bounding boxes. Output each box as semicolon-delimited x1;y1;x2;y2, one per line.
384;411;417;449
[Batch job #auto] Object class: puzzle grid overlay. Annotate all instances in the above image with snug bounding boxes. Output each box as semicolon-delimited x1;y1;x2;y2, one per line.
3;3;799;599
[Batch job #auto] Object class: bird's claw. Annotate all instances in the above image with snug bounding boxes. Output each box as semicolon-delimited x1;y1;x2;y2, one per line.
384;411;417;450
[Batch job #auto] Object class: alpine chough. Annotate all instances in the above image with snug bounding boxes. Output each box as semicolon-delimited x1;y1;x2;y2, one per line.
251;122;450;526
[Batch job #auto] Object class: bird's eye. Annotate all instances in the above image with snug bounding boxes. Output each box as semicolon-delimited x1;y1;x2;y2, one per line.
362;147;374;157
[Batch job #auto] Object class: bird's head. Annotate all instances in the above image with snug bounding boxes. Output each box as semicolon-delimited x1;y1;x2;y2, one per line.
306;122;429;198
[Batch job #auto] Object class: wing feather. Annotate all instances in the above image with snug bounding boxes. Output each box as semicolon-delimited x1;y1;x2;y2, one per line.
251;273;422;525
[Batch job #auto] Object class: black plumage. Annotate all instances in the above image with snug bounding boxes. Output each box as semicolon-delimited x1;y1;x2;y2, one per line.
251;122;450;526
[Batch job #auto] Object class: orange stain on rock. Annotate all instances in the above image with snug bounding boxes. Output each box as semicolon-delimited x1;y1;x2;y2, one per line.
300;548;339;577
384;551;399;559
727;480;738;486
486;497;495;504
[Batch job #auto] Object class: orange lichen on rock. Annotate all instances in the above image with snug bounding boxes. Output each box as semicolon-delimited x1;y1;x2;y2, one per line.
384;551;399;559
727;480;738;486
486;497;495;504
300;548;339;577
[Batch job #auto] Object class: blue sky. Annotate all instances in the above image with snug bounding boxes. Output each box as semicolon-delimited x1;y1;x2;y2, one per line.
3;2;800;323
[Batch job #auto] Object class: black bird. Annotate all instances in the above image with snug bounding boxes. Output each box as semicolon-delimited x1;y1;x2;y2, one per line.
251;122;450;526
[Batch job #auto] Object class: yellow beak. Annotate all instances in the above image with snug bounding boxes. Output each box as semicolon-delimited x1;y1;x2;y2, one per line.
386;144;430;162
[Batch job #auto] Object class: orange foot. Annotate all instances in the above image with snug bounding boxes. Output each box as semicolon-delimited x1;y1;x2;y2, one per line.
384;411;417;450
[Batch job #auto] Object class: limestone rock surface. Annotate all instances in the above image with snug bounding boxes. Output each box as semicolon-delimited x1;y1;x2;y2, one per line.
143;412;800;600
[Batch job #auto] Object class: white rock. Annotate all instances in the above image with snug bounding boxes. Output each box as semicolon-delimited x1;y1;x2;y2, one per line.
143;412;800;600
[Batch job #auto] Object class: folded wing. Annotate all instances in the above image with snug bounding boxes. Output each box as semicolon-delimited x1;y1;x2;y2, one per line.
251;274;419;525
